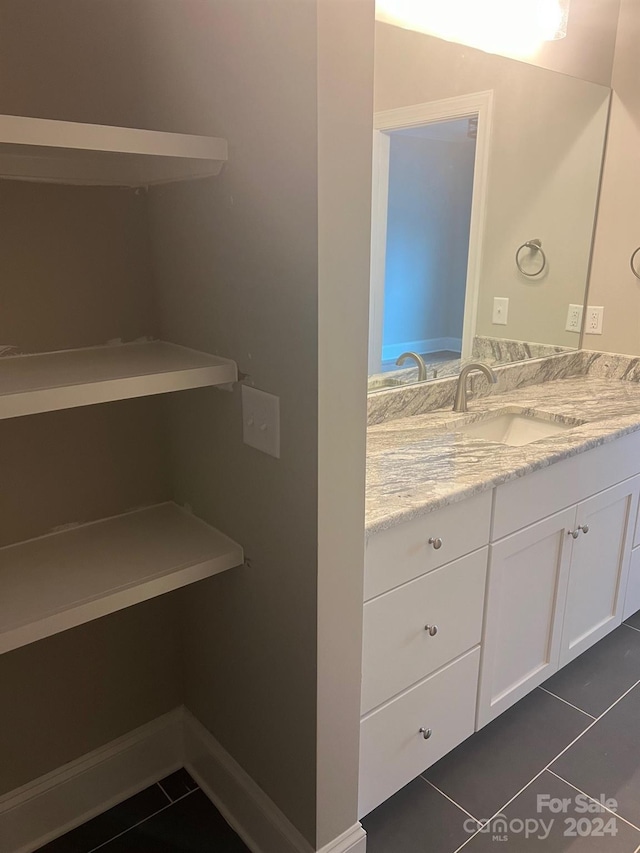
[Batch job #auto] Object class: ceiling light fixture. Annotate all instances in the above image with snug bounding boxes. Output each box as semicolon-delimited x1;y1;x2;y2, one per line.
376;0;570;57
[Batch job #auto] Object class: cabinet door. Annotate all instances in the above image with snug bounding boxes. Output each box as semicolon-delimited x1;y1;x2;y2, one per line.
559;478;640;667
477;507;575;728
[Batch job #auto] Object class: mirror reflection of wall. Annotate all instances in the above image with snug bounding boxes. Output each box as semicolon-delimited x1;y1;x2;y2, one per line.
372;118;475;376
368;22;611;392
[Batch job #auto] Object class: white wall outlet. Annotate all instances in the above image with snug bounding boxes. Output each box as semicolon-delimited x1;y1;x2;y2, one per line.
565;304;584;333
492;297;509;325
242;385;280;458
585;305;604;335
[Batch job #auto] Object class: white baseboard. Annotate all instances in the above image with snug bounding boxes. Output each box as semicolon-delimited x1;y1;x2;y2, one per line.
183;708;315;853
318;824;367;853
0;709;183;853
0;707;366;853
382;336;462;362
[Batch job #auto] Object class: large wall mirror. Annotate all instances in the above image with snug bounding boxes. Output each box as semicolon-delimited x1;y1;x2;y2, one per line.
368;22;611;391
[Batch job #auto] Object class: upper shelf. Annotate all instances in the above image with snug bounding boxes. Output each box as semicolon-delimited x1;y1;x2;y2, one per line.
0;340;238;419
0;502;244;655
0;114;228;187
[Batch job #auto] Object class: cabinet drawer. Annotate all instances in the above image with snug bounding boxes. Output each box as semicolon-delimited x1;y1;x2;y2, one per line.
358;647;480;818
362;548;487;714
493;430;640;540
365;491;492;601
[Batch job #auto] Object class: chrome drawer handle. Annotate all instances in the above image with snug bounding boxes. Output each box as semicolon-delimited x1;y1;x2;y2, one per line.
419;727;433;740
428;537;443;550
568;524;590;539
425;624;439;636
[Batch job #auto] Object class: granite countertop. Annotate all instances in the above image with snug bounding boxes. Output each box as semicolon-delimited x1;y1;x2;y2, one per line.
366;376;640;536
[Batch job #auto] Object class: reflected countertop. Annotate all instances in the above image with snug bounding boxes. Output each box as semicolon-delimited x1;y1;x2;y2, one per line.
366;377;640;536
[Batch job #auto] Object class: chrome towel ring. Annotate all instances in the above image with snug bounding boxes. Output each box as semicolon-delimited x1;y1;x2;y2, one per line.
516;239;547;277
630;247;640;280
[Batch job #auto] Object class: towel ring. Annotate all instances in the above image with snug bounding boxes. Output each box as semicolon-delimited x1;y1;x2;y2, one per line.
516;239;547;277
631;247;640;280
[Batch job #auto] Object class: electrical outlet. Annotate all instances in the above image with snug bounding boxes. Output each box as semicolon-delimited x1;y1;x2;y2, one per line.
565;304;583;333
492;297;509;325
585;305;604;335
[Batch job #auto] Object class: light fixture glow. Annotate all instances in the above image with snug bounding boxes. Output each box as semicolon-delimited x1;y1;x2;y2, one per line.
376;0;570;57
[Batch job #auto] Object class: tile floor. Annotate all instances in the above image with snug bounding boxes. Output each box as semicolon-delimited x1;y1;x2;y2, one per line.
362;616;640;852
37;615;640;852
37;768;249;852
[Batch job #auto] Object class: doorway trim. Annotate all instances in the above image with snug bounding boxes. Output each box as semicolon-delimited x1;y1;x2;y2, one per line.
368;90;494;373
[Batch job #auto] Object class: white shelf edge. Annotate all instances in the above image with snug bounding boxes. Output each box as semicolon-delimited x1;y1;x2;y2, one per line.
0;340;238;419
0;502;244;655
0;114;228;187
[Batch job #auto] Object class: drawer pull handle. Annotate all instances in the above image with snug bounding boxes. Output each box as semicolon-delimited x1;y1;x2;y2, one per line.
428;537;443;550
419;727;433;740
425;624;439;636
568;525;590;539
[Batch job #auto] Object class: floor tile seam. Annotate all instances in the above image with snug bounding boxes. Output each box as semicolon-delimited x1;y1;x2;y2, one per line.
469;674;640;837
546;769;640;832
594;676;640;721
537;686;597;720
86;788;197;853
623;622;640;634
156;781;173;804
419;776;480;823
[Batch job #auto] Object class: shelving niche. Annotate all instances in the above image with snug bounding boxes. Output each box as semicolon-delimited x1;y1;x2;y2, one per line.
0;114;243;655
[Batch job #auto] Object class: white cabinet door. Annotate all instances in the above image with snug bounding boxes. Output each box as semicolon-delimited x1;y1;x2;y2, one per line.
623;547;640;622
477;507;575;728
559;478;640;666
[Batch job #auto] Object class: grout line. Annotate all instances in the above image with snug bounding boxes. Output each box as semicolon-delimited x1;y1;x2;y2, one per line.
547;769;640;832
156;781;173;804
451;676;640;853
623;621;640;634
87;788;197;853
538;686;596;720
419;776;480;824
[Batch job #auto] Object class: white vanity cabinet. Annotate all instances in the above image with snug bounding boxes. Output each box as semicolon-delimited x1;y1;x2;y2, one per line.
359;491;492;817
478;433;640;727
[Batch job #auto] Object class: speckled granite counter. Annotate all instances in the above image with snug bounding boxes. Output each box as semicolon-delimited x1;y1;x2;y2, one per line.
366;376;640;536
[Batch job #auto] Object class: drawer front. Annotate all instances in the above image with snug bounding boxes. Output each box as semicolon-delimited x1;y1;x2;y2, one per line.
362;548;487;714
365;491;492;601
358;647;480;818
493;430;640;540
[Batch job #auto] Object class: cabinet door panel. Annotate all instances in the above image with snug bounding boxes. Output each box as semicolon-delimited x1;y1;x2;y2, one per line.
477;507;575;728
560;478;640;666
623;547;640;622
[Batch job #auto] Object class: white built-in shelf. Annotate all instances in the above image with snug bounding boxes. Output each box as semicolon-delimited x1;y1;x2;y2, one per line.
0;340;238;419
0;502;244;654
0;114;228;186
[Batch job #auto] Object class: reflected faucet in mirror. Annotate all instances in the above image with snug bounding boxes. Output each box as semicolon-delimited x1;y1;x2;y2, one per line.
453;362;497;413
396;351;428;381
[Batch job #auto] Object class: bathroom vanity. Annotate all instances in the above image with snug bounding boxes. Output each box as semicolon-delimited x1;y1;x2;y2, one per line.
359;372;640;817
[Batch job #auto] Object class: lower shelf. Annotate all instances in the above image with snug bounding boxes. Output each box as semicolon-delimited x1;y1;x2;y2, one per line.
0;502;244;655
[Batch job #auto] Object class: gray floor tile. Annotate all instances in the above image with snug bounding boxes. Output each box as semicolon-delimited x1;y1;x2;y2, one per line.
158;768;199;802
361;777;478;853
424;688;590;821
552;683;640;828
542;625;640;717
463;771;640;851
625;610;640;631
99;789;249;852
37;784;170;852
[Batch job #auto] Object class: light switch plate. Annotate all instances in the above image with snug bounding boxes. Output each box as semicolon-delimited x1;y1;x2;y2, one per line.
492;297;509;325
242;385;280;458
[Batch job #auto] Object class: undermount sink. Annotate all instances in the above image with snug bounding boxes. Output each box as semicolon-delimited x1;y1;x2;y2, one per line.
455;410;585;447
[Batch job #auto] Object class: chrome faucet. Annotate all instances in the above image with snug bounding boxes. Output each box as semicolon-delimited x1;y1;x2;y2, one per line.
396;351;427;382
453;362;497;412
